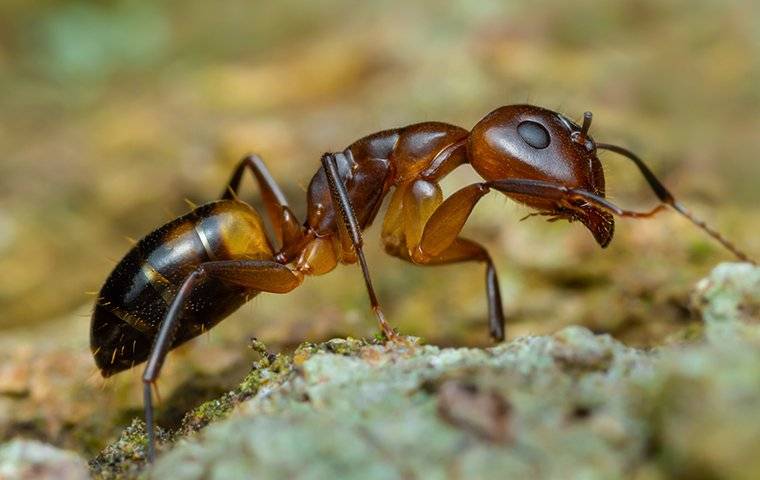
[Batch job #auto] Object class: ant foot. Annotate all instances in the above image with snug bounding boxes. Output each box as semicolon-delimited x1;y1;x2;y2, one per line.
372;306;407;345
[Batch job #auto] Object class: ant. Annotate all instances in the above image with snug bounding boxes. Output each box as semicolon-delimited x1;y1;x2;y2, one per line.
90;104;755;461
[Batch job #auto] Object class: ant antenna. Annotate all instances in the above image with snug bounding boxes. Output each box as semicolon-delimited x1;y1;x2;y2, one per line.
571;111;594;148
579;111;593;141
670;200;755;265
596;142;756;265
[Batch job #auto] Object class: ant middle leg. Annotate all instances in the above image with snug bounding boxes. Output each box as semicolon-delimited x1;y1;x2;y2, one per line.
141;259;301;461
321;153;398;341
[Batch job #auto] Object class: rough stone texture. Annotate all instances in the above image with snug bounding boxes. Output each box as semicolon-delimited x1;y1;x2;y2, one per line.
152;331;652;480
89;262;760;479
0;439;89;480
692;261;760;343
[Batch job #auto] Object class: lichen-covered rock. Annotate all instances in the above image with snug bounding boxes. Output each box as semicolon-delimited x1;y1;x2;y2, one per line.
644;341;760;480
88;418;163;480
0;439;89;480
147;328;652;479
691;262;760;343
92;262;760;480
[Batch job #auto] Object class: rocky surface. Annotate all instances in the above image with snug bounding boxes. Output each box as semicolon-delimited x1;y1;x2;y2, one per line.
0;439;89;480
81;262;760;479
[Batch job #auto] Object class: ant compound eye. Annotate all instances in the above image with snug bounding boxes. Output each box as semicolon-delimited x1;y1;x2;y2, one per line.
517;121;550;149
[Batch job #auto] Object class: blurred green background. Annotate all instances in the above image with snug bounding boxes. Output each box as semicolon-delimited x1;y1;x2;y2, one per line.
0;0;758;455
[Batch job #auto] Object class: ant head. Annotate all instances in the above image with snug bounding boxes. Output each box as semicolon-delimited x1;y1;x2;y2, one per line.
468;104;614;247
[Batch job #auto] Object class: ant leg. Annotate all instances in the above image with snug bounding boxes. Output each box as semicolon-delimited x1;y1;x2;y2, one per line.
221;154;303;250
401;183;504;340
321;153;397;341
408;180;664;338
381;181;504;340
486;178;756;264
141;260;300;462
414;178;665;256
484;178;666;218
416;184;490;257
415;237;505;341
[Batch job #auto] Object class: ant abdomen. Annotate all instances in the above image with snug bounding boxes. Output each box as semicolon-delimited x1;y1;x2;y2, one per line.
91;201;271;376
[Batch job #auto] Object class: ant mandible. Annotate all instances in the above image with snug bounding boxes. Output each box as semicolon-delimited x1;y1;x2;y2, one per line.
90;104;755;461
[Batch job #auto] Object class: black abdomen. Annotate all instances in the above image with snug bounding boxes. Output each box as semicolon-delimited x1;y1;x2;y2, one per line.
91;201;272;377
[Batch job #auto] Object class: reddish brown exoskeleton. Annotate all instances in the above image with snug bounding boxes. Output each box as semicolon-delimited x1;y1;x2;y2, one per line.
90;104;754;460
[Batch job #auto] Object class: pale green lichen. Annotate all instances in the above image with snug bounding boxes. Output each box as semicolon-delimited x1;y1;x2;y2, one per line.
692;262;760;343
87;262;760;480
88;335;390;478
0;439;89;480
152;328;656;480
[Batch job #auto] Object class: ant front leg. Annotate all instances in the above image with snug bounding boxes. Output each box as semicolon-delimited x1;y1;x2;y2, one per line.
321;153;398;341
221;154;304;252
483;179;668;219
382;181;506;341
141;259;301;462
398;178;671;341
488;176;740;252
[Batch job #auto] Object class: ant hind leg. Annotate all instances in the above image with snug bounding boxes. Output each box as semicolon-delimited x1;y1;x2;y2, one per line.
220;153;304;252
141;260;301;462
